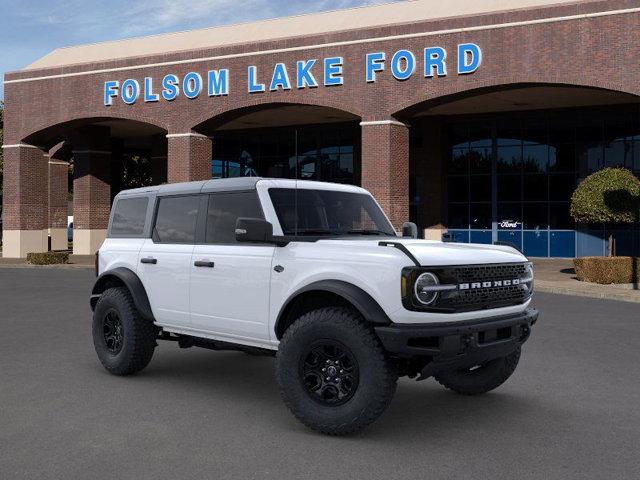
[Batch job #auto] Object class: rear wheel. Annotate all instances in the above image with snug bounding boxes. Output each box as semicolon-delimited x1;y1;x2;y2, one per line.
92;287;157;376
434;348;521;395
276;307;397;435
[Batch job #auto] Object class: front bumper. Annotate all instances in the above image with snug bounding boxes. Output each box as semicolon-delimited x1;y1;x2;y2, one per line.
375;308;538;378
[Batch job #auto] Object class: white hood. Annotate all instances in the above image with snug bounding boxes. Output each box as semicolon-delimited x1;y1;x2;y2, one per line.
399;239;527;266
315;238;527;266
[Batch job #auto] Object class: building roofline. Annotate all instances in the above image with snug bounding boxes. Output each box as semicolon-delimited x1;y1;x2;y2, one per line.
19;0;594;72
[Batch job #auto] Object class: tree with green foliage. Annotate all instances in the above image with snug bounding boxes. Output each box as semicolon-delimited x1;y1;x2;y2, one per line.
570;167;640;255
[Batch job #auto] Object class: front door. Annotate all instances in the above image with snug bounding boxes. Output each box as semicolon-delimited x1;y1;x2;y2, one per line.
189;191;275;343
137;194;200;328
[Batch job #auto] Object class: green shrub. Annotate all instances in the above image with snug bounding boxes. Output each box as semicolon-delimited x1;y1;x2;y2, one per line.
27;251;69;265
570;168;640;224
573;256;640;284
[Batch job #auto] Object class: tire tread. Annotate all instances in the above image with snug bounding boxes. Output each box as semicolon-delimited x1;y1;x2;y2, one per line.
276;307;397;435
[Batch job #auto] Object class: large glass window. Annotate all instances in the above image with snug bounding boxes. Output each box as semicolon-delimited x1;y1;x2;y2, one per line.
212;123;358;185
153;195;200;244
444;105;640;257
110;197;148;236
268;188;395;237
205;192;263;244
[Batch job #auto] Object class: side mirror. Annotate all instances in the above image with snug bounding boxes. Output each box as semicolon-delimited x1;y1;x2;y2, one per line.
402;222;418;239
235;218;274;243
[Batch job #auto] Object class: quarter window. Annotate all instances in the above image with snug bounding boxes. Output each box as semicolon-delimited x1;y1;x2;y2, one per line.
205;192;263;244
110;197;148;236
153;195;200;244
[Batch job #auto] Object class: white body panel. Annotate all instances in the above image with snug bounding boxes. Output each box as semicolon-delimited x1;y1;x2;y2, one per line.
98;238;145;274
137;239;194;327
190;244;275;340
97;178;533;351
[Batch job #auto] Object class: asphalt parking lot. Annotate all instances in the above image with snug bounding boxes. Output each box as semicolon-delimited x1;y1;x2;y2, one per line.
1;267;639;480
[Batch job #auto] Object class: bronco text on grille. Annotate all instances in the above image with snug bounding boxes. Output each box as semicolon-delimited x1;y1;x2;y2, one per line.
419;263;533;313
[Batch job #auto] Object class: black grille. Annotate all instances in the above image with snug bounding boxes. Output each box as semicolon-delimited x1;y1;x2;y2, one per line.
445;264;528;284
405;263;532;313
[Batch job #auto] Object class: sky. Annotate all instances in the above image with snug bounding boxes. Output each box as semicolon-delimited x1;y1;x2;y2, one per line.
0;0;399;100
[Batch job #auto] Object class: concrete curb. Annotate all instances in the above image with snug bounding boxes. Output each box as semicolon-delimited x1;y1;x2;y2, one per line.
535;280;640;304
0;263;93;270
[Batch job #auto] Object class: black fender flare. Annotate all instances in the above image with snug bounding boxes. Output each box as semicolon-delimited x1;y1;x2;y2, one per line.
274;280;391;338
90;267;154;321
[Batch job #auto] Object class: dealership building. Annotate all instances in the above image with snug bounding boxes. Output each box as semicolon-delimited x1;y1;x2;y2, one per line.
3;0;640;257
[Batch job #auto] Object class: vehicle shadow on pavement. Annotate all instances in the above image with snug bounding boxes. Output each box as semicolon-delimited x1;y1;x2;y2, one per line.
114;345;565;442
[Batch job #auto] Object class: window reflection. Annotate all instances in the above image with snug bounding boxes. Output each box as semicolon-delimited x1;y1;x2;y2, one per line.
445;106;640;256
212;123;357;184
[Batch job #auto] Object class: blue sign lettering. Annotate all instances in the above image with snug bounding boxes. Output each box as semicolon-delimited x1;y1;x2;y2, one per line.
457;43;482;74
183;72;203;99
390;50;415;81
121;79;140;104
296;59;318;89
102;44;482;105
270;63;292;91
144;77;159;102
247;66;265;93
366;52;385;83
324;57;343;86
208;69;229;96
161;74;179;101
104;80;119;106
424;47;447;77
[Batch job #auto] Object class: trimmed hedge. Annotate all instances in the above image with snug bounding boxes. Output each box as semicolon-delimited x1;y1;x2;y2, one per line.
574;256;640;284
570;168;640;224
27;251;69;265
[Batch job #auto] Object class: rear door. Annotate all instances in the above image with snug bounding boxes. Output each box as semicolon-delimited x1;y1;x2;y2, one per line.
190;191;275;342
137;194;200;328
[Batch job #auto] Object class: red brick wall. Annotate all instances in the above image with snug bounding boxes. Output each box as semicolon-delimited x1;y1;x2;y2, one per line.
73;151;111;229
5;0;640;146
48;161;68;229
361;123;410;229
2;146;48;230
167;135;212;183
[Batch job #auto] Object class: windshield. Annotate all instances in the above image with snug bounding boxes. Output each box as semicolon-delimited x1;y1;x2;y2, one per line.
268;188;396;237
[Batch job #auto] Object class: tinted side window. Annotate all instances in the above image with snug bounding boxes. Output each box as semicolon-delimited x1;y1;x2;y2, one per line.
110;197;148;236
205;192;263;244
154;195;200;244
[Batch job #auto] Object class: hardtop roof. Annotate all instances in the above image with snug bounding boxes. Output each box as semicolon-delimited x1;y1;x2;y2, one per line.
114;177;367;199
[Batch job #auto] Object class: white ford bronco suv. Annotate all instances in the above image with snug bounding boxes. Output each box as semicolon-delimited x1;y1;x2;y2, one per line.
91;178;538;435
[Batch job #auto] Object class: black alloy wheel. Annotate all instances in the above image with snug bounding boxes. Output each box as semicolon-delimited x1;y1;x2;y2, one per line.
92;287;157;376
300;341;359;406
276;307;398;435
103;309;124;354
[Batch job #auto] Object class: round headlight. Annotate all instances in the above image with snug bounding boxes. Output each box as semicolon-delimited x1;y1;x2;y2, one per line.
414;272;440;305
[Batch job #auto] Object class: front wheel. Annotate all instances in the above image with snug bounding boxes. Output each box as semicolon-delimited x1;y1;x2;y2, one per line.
434;348;521;395
276;307;397;436
92;287;157;376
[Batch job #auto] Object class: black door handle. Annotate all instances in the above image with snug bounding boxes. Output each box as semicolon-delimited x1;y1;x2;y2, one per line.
194;260;215;268
140;257;157;264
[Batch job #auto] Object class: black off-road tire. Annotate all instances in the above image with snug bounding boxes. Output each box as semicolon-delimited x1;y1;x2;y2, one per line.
92;287;157;376
434;348;521;395
276;307;397;436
